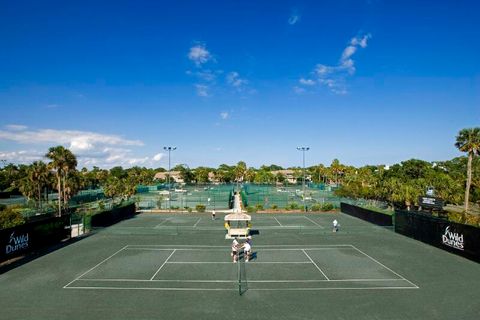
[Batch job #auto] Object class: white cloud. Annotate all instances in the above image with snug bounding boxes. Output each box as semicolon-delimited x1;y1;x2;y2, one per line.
288;14;300;25
5;124;28;131
300;33;371;94
0;150;44;164
197;69;217;82
288;9;300;25
350;34;371;48
293;86;306;94
315;64;336;76
226;72;248;90
187;42;253;96
153;153;164;161
0;126;151;168
188;44;212;66
70;137;95;152
0;128;143;147
220;112;229;120
299;78;315;86
341;46;357;62
195;84;209;97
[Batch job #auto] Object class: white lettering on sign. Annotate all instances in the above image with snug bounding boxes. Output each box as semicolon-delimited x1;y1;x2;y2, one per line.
5;232;29;255
422;197;436;205
441;226;464;251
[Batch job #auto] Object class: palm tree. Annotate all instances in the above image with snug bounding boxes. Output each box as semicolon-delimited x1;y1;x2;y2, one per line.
61;149;78;209
234;161;247;182
29;161;50;209
46;146;78;216
63;171;82;206
46;146;66;216
455;128;480;212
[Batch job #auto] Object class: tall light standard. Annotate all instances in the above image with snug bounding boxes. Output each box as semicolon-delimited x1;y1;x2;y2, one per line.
297;146;310;212
163;146;177;210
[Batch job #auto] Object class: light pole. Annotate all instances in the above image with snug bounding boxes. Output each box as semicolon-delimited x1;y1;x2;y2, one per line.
163;146;177;211
297;146;310;212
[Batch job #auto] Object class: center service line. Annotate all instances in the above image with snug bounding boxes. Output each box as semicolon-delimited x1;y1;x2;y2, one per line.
150;249;177;281
302;249;330;281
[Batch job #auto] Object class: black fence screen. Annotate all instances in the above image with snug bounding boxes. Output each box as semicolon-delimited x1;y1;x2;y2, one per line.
395;210;480;263
0;215;70;262
341;203;393;226
90;202;136;227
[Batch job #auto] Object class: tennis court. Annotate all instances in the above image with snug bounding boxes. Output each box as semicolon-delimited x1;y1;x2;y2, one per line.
1;212;479;319
64;244;417;291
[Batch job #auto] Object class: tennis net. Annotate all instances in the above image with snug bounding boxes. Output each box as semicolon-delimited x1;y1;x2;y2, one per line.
238;248;248;295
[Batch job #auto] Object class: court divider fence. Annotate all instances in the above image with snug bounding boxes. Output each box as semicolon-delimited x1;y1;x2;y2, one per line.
0;215;70;262
395;210;480;263
340;202;393;226
90;202;136;227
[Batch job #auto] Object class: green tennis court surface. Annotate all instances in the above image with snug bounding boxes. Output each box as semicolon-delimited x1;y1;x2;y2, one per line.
1;212;479;319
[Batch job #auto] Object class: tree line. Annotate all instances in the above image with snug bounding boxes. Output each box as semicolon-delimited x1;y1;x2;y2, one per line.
1;127;479;215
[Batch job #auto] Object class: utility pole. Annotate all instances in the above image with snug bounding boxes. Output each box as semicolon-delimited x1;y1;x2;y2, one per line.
163;146;177;211
297;147;310;212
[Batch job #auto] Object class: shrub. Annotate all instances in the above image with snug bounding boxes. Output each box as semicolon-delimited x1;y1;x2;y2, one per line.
321;203;334;211
187;207;193;213
255;204;264;211
287;202;300;210
246;206;256;213
195;204;206;212
271;204;278;210
0;207;25;230
0;203;6;211
310;204;321;212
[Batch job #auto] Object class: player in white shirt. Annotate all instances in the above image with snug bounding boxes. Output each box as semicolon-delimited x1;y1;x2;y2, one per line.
243;241;251;262
231;238;240;263
332;219;339;232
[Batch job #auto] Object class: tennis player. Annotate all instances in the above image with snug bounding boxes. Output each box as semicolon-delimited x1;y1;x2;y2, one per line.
231;238;240;263
243;241;251;262
332;219;339;232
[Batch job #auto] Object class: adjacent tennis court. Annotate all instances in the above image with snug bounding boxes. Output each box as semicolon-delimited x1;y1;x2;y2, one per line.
1;212;479;320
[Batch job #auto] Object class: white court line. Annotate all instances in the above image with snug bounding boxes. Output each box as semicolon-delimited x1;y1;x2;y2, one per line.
154;219;170;228
302;249;330;281
165;261;312;264
248;287;418;291
63;245;128;288
193;218;202;227
273;217;283;226
126;244;353;248
350;245;419;288
64;286;235;291
77;278;406;283
125;247;349;251
64;286;417;291
150;249;177;280
303;216;325;229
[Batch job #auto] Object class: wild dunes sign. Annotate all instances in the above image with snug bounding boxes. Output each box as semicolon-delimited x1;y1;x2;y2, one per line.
5;232;29;255
0;215;70;262
395;210;480;263
441;226;464;251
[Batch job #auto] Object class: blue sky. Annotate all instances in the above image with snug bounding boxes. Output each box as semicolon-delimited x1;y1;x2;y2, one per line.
0;0;479;169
